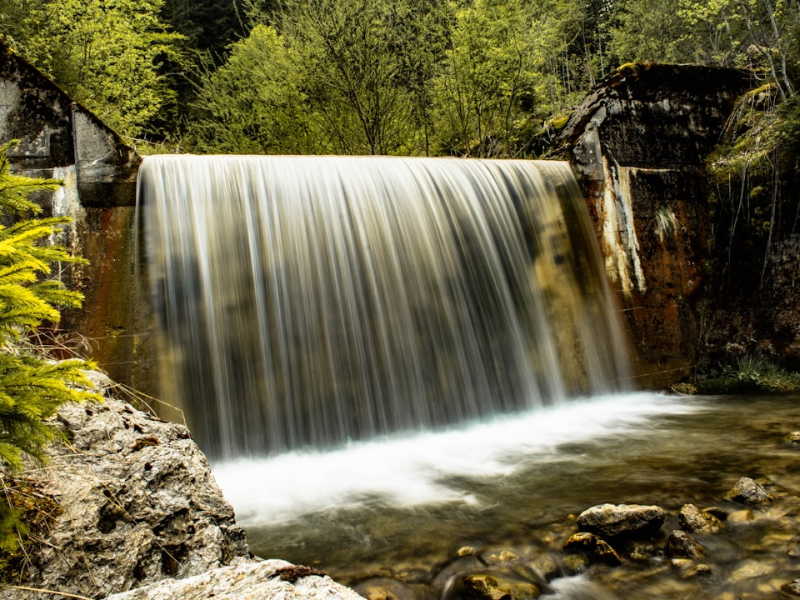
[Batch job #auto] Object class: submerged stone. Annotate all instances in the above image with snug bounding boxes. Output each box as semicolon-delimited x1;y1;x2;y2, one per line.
787;537;800;558
785;432;800;445
726;477;773;505
727;509;756;524
623;540;657;561
728;561;775;583
561;554;589;576
688;564;713;578
563;532;623;566
354;577;432;600
528;554;560;582
577;504;666;539
782;579;800;597
449;572;541;600
483;551;520;565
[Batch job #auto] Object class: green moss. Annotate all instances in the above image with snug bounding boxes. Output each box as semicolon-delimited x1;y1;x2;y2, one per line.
548;114;570;131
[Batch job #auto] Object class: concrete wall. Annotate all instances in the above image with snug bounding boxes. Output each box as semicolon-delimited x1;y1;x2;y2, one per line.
0;44;152;393
556;64;755;388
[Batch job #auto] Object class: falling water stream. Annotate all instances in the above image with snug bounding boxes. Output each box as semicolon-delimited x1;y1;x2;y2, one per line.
140;156;628;459
138;156;800;599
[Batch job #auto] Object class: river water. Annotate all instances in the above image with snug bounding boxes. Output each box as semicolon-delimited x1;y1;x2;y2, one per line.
212;392;800;599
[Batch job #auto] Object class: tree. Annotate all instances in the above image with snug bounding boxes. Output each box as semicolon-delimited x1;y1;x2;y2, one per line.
0;141;101;548
431;0;584;157
607;0;694;63
279;0;419;155
189;24;314;154
162;0;247;57
0;0;185;141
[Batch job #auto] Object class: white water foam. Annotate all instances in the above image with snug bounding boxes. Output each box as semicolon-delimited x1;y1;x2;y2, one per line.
212;393;699;525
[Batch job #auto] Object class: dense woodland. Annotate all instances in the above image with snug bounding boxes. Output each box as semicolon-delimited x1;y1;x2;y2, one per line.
0;0;796;160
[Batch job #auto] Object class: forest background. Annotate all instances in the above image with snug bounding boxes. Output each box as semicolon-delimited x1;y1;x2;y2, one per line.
0;0;797;163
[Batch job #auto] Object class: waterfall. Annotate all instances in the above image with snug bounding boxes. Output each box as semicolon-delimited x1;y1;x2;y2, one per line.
138;156;630;459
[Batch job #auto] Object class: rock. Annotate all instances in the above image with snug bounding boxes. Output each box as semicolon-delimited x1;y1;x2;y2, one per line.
564;532;598;553
0;381;250;600
561;554;589;576
483;550;519;565
727;509;756;524
105;559;362;600
576;504;665;539
563;533;623;566
448;572;541;600
528;554;560;582
782;579;800;597
552;64;754;389
669;383;697;396
726;477;773;505
665;530;704;559
623;541;656;561
787;537;800;558
431;556;484;592
592;540;624;567
728;561;775;583
354;577;429;600
669;558;694;570
679;504;722;534
785;432;800;445
688;564;713;578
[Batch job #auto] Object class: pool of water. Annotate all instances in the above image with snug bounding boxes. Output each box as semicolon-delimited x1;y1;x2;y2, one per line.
212;393;800;599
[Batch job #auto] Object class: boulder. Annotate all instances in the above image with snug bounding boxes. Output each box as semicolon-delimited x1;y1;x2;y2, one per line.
0;372;249;600
576;504;665;539
726;477;773;505
105;559;363;600
678;504;722;534
665;531;704;559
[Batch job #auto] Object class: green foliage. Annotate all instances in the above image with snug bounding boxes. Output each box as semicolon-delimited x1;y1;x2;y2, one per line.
697;354;800;394
190;0;598;157
279;0;420;155
189;24;312;154
0;141;100;549
0;0;186;140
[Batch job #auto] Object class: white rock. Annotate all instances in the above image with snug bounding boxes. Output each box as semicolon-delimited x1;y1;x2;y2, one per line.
104;559;364;600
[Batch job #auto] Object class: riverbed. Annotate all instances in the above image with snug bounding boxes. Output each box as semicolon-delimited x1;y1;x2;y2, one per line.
213;392;800;599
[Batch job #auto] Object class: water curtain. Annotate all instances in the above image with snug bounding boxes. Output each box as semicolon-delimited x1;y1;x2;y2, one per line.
139;156;629;459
